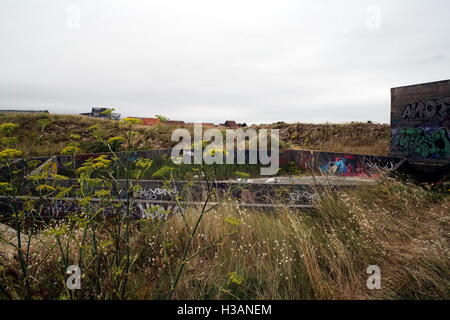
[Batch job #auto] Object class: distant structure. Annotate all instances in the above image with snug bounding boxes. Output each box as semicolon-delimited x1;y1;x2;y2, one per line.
136;118;161;126
224;120;239;128
0;110;49;114
200;123;215;127
80;107;121;120
131;117;245;128
184;122;218;127
132;117;186;126
165;120;185;125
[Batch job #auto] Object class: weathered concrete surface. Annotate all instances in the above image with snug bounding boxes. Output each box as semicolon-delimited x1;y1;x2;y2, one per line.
242;176;377;185
391;79;450;163
281;150;405;177
25;148;404;180
0;174;378;220
0;223;24;264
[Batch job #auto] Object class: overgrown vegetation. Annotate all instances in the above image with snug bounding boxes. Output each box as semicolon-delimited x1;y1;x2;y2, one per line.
1;178;448;299
0;113;179;157
0;117;448;300
0;113;390;157
258;122;390;156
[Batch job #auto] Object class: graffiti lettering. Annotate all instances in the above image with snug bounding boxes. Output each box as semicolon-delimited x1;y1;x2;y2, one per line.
401;97;449;120
135;187;178;200
137;203;183;219
319;154;368;176
361;156;397;171
395;127;450;158
51;200;80;217
288;191;317;204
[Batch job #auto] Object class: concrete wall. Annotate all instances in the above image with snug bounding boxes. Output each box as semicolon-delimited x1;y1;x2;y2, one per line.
31;148;403;183
45;148;402;177
282;150;404;177
391;80;450;163
1;178;358;219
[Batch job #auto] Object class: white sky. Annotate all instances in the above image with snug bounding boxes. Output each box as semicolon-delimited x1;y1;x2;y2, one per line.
1;0;449;124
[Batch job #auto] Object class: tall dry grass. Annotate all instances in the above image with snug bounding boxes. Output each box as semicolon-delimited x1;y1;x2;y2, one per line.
258;122;390;156
1;178;448;300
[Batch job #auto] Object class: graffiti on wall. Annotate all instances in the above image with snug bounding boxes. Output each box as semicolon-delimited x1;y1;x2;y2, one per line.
136;202;183;219
394;127;450;158
135;187;178;200
401;97;449;121
46;199;182;219
50;200;80;218
298;151;315;170
317;154;400;177
319;155;354;175
289;151;402;177
288;190;317;204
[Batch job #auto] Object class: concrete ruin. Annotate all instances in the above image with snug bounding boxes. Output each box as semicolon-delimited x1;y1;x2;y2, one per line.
390;79;450;179
0;148;404;219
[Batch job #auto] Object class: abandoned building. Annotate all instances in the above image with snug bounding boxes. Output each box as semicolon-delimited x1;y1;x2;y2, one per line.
390;79;450;179
80;107;121;120
222;120;239;128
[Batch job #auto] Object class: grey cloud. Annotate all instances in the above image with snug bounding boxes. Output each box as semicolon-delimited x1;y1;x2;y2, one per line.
1;0;449;124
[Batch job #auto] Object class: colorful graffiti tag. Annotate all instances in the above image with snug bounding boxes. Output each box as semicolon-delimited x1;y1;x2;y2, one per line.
319;154;368;176
394;127;450;158
401;97;450;121
289;151;403;177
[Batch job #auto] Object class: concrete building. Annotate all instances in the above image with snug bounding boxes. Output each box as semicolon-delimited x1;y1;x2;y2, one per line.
390;79;450;164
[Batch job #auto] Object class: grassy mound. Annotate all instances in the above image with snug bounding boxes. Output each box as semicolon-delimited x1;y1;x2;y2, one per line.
0;113;176;157
0;113;390;157
258;122;390;156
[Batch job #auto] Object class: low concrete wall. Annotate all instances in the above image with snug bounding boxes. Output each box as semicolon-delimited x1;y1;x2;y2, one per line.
0;176;372;219
31;149;405;178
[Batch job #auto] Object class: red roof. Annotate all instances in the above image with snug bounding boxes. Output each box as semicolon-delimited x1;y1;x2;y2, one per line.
135;118;161;126
224;120;239;128
166;120;185;125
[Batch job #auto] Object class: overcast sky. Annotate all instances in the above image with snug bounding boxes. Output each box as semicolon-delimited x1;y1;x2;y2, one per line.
1;0;449;124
